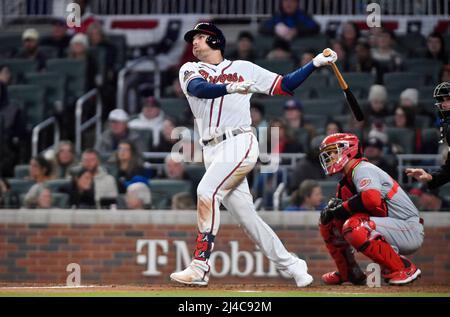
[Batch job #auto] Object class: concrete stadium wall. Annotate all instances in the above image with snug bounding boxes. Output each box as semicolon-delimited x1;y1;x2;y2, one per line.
0;210;449;285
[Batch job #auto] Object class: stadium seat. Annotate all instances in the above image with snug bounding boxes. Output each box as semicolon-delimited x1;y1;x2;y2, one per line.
46;58;86;105
14;164;30;179
302;99;343;116
24;72;66;117
304;114;327;131
318;181;337;201
315;88;345;100
403;59;442;84
7;178;35;195
254;58;295;75
383;72;425;91
385;115;431;129
44;179;71;192
255;97;290;119
108;34;127;71
291;35;328;54
39;45;59;59
185;164;205;182
1;59;38;83
385;127;416;153
52;193;70;208
253;35;276;58
150;179;192;209
420;128;440;154
129;128;154;152
293;128;310;152
297;73;329;92
396;34;426;56
293;87;313;99
159;98;189;119
7;84;46;130
329;72;375;97
0;33;22;57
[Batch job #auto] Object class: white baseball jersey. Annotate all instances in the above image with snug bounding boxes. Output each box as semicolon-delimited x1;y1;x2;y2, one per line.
179;59;281;140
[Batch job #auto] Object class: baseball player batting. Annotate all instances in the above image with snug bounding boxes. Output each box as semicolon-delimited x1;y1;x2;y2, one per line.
170;22;337;286
318;133;424;285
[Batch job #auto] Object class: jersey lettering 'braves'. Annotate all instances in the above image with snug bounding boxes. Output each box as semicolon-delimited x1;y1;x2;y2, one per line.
179;59;281;140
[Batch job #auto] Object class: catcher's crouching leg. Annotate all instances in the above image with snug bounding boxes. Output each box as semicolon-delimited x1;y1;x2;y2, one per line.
319;219;366;285
342;213;421;285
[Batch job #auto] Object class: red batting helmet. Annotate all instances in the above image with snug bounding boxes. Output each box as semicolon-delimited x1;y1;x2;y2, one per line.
319;133;361;175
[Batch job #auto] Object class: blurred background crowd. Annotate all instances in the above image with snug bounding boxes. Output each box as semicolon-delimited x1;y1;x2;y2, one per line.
0;0;449;212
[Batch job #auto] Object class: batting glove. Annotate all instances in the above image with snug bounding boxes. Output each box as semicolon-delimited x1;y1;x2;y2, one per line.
226;80;255;94
313;49;338;67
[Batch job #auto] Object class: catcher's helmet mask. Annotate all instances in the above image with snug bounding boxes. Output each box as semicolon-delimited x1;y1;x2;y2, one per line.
433;82;450;143
184;22;226;53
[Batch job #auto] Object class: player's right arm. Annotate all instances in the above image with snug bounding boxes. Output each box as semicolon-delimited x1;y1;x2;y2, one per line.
179;62;254;99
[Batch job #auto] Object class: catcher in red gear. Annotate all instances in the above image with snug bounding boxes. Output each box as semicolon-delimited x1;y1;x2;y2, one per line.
318;133;424;285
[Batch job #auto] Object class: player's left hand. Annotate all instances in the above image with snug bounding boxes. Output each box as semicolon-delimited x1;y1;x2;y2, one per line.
313;49;338;67
320;198;348;224
226;80;256;94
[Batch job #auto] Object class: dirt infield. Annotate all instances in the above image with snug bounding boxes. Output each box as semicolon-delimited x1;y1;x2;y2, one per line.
0;283;448;296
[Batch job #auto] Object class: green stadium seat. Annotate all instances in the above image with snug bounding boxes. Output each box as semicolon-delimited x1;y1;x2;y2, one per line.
385;115;431;129
7;178;35;195
159;98;188;119
385;127;416;153
304;114;327;131
185;164;206;182
315;89;346;100
24;72;66;116
329;72;375;97
52;193;69;208
8;84;46;130
2;59;38;83
396;34;426;56
150;179;192;209
298;72;329;92
129;128;154;152
46;58;86;105
0;33;22;57
293;87;313;99
254;58;295;75
293;128;310;152
291;35;328;54
14;164;30;179
403;59;442;85
302;99;343;116
254;97;290;119
39;45;59;59
318;181;337;201
253;35;275;57
44;179;71;192
383;72;425;91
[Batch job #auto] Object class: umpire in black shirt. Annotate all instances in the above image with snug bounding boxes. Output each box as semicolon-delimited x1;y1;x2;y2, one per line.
406;82;450;188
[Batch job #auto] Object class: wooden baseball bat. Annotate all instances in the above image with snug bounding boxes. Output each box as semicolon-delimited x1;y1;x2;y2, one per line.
323;48;365;122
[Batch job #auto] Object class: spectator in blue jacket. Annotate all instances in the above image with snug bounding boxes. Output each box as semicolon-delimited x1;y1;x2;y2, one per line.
259;0;320;41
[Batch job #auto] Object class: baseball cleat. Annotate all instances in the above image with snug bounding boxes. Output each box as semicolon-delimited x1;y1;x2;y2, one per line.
284;258;314;287
170;260;209;286
322;269;366;285
322;271;344;285
387;257;421;285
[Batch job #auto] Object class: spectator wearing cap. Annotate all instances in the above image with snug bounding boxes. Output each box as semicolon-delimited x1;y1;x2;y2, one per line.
399;88;419;109
15;28;47;70
129;97;166;148
364;137;397;178
95;109;144;156
226;31;258;62
367;84;390;120
40;19;72;58
126;182;152;209
414;185;450;212
259;0;319;40
113;140;151;194
283;98;304;130
68;33;98;90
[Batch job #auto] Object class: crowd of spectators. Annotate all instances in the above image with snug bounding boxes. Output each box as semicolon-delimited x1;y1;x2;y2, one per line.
1;0;449;211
